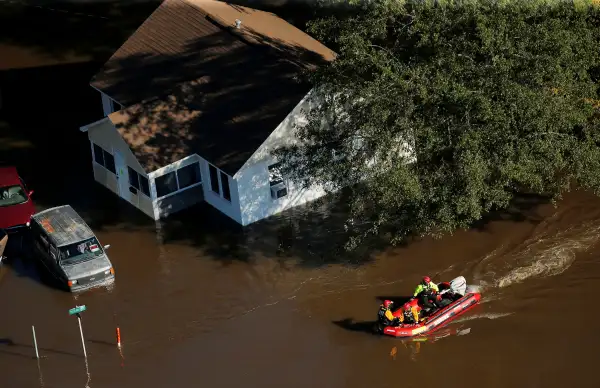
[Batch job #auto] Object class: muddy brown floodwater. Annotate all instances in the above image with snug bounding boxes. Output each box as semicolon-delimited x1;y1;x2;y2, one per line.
1;188;600;388
2;2;600;387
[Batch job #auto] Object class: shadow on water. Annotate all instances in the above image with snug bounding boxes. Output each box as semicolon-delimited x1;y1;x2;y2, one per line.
154;194;394;268
0;337;81;359
88;338;116;347
0;0;162;65
1;239;72;291
471;192;551;232
332;318;379;335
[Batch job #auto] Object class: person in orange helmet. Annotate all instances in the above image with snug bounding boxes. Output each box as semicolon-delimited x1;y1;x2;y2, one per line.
400;299;422;324
378;300;400;326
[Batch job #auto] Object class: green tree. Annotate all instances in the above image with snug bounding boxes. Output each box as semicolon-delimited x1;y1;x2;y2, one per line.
275;0;600;250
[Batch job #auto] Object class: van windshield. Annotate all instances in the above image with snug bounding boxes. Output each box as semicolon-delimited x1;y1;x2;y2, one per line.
0;185;28;207
60;237;104;265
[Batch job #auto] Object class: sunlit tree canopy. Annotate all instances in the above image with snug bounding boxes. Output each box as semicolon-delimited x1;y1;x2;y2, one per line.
275;0;600;250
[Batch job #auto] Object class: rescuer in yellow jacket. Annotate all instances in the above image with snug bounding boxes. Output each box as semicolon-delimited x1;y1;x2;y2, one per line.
413;276;440;310
401;300;422;324
378;300;400;326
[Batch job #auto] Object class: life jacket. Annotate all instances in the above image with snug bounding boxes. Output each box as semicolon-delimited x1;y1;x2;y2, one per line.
403;300;422;323
414;281;437;298
378;306;392;325
403;309;415;323
423;281;436;293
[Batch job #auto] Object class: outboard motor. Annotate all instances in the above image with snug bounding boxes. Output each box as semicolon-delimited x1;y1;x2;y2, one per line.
449;276;467;296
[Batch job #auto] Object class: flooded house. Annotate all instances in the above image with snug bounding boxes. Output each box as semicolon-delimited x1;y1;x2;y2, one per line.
79;0;336;225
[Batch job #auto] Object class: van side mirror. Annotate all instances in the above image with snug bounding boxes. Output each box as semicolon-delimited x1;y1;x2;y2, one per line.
103;244;111;250
28;190;34;197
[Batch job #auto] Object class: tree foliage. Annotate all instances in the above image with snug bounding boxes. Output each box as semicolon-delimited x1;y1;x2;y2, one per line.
275;0;600;250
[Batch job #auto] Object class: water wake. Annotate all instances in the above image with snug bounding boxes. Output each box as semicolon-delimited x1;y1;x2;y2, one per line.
473;221;600;290
452;312;513;323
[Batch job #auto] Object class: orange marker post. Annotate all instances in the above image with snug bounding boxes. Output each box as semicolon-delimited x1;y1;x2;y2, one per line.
116;327;121;348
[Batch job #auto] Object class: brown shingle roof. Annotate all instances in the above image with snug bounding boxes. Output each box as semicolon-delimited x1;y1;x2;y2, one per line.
92;0;335;175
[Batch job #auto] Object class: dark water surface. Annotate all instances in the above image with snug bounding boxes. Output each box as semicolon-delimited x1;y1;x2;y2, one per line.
2;189;600;388
2;2;600;387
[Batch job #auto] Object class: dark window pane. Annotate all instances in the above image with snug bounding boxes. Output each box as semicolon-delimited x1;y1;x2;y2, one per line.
128;167;140;189
139;175;150;197
220;171;231;201
103;151;116;174
276;186;288;199
177;163;201;189
209;164;220;194
93;144;104;166
155;171;178;198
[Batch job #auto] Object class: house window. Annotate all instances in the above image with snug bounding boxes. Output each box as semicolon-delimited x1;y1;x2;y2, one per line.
177;163;201;189
93;144;104;165
268;162;288;199
128;167;140;190
126;167;151;197
155;171;178;198
139;175;150;197
209;164;220;195
92;143;116;174
220;171;231;201
268;163;284;186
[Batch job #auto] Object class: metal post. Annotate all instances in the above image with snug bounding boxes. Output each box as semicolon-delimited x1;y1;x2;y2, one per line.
77;314;87;359
116;326;121;348
32;325;39;359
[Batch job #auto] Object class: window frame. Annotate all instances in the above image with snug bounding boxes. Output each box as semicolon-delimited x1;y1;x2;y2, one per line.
220;171;231;202
209;164;220;195
92;142;116;175
268;162;288;200
139;175;150;197
176;162;201;190
154;170;179;199
128;166;140;190
268;162;284;186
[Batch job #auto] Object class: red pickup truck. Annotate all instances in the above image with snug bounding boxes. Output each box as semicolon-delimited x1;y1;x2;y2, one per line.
0;166;35;233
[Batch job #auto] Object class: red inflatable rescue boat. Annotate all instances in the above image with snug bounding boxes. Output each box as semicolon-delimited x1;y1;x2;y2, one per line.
381;276;482;338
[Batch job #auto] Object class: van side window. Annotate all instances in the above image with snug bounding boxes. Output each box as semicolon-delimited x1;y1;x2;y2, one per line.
49;245;58;261
31;222;49;251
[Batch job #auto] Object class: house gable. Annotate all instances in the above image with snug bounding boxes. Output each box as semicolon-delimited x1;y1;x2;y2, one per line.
234;88;320;178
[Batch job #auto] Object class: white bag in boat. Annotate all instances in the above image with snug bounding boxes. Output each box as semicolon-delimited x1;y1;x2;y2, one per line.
449;276;467;296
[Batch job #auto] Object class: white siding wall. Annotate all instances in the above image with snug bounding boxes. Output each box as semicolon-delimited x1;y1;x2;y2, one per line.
234;86;415;226
199;158;242;224
233;89;328;226
86;118;155;218
238;89;320;169
236;160;326;226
